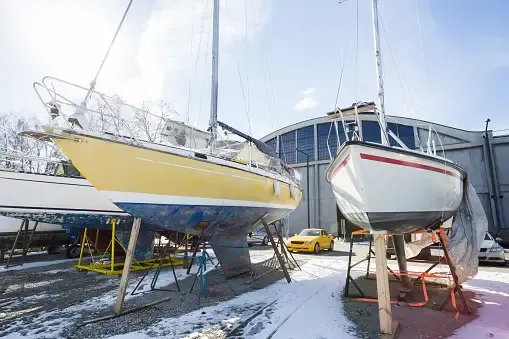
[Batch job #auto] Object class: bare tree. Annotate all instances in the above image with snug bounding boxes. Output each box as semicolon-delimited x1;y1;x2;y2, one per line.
0;112;63;173
132;100;177;143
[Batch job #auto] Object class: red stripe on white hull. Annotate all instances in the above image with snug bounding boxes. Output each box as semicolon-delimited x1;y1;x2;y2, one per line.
359;153;462;179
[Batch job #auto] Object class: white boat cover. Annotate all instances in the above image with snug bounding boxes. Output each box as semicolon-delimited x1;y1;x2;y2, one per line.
446;180;488;284
400;180;487;284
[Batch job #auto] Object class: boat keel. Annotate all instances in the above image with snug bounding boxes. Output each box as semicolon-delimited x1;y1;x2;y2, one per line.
210;234;251;278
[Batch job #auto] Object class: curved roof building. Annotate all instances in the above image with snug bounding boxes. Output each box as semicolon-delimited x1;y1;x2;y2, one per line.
261;111;509;239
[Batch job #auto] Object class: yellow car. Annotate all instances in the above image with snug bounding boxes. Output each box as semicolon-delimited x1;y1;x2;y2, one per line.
287;228;335;254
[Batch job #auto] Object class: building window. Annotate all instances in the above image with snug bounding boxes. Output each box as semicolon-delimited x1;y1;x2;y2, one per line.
265;138;277;153
279;131;296;164
296;126;314;163
362;120;382;144
388;123;415;149
317;122;348;160
317;123;335;160
360;121;415;149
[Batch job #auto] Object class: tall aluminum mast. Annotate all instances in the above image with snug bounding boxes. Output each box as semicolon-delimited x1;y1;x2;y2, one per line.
209;0;220;146
371;0;389;145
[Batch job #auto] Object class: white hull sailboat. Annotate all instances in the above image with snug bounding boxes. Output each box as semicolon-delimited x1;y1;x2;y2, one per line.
0;153;131;228
327;140;465;234
0;215;62;235
0;169;131;228
326;0;466;234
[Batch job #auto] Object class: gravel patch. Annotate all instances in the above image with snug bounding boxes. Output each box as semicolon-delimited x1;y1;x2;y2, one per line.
0;247;299;339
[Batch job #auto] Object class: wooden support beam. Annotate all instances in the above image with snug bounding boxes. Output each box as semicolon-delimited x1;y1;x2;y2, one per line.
374;233;393;335
115;217;141;315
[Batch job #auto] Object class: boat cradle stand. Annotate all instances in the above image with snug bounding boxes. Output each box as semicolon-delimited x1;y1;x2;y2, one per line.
75;219;183;276
344;229;474;314
4;219;39;269
247;219;300;285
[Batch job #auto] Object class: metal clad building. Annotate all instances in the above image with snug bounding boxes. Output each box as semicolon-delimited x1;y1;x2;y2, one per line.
261;113;508;237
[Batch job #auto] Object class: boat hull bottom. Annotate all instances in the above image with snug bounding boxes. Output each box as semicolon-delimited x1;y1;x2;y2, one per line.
116;228;156;261
345;210;455;234
0;211;132;230
115;203;290;236
114;203;291;277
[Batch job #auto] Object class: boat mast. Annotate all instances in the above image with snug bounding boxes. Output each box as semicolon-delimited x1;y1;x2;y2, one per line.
209;0;220;147
371;0;389;146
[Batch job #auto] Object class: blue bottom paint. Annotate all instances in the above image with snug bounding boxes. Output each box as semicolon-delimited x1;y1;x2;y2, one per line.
0;211;133;230
116;203;291;237
115;202;290;277
116;229;156;261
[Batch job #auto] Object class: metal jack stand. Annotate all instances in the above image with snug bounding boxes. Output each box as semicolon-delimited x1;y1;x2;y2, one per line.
261;218;293;283
344;231;400;298
189;236;236;304
436;229;473;315
248;220;300;285
5;219;39;268
131;236;181;296
271;221;300;271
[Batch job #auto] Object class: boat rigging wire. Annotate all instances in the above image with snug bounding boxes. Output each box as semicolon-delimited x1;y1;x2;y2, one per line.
197;1;213;129
188;0;211;125
415;0;430;110
378;3;420;120
82;0;134;107
250;0;283;160
334;0;356;109
251;0;280;135
185;0;197;123
254;29;276;131
224;0;253;136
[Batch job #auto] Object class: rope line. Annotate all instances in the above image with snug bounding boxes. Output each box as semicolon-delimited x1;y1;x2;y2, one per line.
83;0;134;106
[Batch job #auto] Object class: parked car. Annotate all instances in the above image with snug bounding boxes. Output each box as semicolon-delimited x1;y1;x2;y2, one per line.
286;228;335;254
247;229;269;246
479;232;506;265
494;229;509;248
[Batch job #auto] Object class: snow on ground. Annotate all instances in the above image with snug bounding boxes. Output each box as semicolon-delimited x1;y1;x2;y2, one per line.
0;259;77;273
105;257;359;339
106;257;509;339
451;271;509;339
1;267;192;339
41;268;74;274
2;246;509;339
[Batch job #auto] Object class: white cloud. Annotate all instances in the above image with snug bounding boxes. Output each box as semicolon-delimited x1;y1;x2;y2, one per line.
294;97;318;111
300;88;315;96
0;0;271;121
121;0;271;106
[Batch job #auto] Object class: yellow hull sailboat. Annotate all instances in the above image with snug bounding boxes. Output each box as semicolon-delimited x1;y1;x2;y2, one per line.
28;0;302;276
40;125;302;237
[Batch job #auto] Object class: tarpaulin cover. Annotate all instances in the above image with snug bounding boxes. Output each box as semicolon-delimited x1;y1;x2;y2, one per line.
445;180;488;284
401;180;488;284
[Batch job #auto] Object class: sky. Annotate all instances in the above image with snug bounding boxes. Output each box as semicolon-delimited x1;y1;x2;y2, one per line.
0;0;508;138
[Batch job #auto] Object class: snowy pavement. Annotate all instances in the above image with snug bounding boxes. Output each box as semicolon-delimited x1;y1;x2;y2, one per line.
105;257;357;339
1;243;508;338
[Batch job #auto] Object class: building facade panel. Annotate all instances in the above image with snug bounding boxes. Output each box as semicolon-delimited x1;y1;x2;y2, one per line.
265;137;277;152
493;142;509;227
444;146;488;192
296;126;315;162
279;131;296;164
